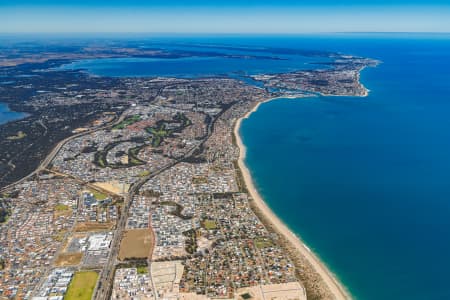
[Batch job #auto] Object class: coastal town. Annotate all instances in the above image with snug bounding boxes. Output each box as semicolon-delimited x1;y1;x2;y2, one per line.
0;46;378;300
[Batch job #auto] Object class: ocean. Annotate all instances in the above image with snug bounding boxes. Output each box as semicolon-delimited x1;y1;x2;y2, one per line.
239;34;450;300
4;33;450;299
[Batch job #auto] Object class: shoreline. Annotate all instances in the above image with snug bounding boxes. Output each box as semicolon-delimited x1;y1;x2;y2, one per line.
0;102;29;126
234;97;352;300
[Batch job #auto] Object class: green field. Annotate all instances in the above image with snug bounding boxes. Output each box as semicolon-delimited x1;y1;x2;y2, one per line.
90;190;108;200
192;176;208;184
55;204;70;211
113;115;141;130
137;265;148;274
203;219;217;230
138;170;151;177
146;124;171;147
127;146;145;166
7;131;27;140
65;271;98;300
254;237;274;249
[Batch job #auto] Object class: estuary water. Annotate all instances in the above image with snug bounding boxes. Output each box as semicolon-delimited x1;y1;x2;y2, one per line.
58;48;330;77
0;102;26;125
52;34;450;299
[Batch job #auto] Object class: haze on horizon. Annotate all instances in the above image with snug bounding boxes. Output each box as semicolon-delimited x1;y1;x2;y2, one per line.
1;0;449;33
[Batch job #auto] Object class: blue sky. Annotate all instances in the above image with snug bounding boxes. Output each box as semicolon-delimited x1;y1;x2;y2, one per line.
1;0;449;33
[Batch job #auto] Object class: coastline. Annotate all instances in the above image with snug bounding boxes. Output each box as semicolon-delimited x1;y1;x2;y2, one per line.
0;102;29;126
234;97;352;300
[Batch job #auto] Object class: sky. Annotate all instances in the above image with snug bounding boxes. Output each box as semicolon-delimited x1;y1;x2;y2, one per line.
1;0;449;33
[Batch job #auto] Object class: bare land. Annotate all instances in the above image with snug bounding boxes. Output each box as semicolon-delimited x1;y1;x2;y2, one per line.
74;222;115;232
54;252;83;266
118;229;154;261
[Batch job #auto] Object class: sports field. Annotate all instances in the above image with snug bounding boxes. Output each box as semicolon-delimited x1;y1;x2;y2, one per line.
65;271;98;300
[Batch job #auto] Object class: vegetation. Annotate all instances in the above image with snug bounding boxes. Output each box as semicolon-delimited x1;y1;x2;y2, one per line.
112;115;141;130
141;190;161;197
254;237;274;249
6;131;27;140
202;219;217;230
212;192;234;199
55;204;69;211
183;229;197;254
143;113;192;148
233;160;248;193
159;201;192;220
146;123;171;147
65;271;98;300
94;141;145;169
174;112;192;127
241;293;253;300
137;265;148;274
192;176;208;184
0;208;9;224
53;231;67;242
138;170;151;177
127;146;145;166
94;150;108;168
90;190;108;200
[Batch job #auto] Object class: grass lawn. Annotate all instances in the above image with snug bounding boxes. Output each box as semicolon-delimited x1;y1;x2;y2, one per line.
112;115;141;130
146;124;171;147
203;219;217;230
90;190;108;200
65;271;98;300
55;204;69;211
254;237;274;249
192;176;208;184
138;170;151;177
136;265;148;274
7;131;27;140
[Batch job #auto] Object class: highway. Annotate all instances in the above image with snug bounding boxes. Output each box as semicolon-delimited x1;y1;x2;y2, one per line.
0;95;227;300
94;104;220;300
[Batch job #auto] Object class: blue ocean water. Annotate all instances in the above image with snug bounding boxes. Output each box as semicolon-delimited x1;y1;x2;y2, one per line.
239;34;450;300
0;102;26;125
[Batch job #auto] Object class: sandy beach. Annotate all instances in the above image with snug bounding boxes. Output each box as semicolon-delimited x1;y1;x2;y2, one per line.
234;98;352;300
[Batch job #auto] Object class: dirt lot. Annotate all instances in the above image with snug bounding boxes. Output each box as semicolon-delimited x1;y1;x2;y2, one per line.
74;222;114;232
54;252;83;266
118;229;153;260
93;181;130;196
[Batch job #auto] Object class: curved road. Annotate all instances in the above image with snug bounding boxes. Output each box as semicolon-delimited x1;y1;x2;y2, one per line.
0;114;125;193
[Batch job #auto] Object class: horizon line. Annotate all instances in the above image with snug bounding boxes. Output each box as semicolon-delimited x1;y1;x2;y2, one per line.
1;31;449;35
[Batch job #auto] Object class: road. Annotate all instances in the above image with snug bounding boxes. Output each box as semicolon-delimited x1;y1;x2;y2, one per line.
94;104;221;300
0;94;228;300
0;114;125;193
